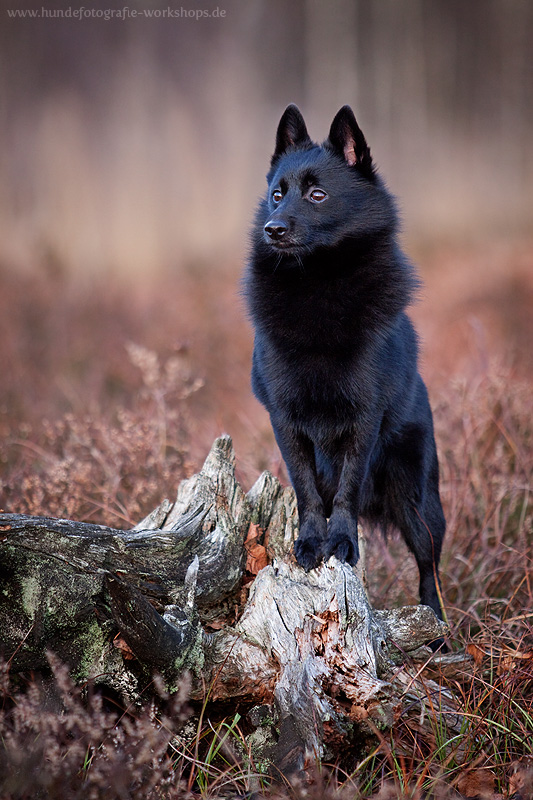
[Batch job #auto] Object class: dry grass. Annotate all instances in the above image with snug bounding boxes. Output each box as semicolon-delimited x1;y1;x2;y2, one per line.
0;241;532;798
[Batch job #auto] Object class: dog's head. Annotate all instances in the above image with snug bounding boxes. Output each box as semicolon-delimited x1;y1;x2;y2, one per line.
257;105;396;258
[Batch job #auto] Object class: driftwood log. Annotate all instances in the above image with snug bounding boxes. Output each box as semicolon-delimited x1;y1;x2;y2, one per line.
0;435;456;775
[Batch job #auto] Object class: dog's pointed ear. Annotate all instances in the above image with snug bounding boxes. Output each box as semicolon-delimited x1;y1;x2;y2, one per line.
328;106;375;179
273;104;311;161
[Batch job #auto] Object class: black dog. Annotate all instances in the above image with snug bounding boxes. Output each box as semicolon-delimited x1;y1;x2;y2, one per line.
244;104;445;622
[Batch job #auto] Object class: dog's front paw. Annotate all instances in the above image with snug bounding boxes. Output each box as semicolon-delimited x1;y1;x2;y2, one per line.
324;516;359;566
294;517;326;571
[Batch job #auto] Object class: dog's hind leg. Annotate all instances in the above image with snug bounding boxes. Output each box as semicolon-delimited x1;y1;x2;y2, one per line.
383;428;446;622
397;490;445;620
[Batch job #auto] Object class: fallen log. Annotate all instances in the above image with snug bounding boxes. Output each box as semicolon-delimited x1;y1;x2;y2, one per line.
0;435;454;776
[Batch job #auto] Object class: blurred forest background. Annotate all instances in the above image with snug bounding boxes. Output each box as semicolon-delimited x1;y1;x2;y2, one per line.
1;0;533;519
2;0;533;270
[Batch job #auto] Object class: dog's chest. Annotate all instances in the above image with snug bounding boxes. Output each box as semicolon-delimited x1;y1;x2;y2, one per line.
270;348;364;427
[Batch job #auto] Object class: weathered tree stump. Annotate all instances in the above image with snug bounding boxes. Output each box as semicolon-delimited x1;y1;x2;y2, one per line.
0;435;453;776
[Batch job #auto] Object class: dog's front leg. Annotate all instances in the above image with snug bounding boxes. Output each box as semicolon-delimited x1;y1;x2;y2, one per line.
271;419;327;571
324;431;378;566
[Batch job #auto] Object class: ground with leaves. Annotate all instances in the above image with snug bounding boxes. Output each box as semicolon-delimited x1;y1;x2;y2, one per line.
0;240;532;798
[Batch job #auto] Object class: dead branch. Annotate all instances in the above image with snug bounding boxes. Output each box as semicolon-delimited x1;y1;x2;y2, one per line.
0;434;456;777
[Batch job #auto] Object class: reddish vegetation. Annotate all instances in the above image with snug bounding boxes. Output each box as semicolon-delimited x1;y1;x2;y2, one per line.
0;239;532;797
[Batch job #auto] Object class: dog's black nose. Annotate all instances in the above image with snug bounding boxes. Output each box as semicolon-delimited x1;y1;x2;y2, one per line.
264;221;288;240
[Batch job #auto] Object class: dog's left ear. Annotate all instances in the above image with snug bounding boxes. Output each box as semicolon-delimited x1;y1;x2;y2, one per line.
327;106;375;179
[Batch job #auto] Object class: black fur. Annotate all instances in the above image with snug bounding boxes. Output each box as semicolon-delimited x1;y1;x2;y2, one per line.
244;104;446;628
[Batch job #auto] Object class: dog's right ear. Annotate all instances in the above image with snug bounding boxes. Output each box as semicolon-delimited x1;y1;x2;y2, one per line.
273;104;311;162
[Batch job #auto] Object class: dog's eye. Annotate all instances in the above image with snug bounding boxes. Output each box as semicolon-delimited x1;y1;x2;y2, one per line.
272;189;283;203
309;188;328;203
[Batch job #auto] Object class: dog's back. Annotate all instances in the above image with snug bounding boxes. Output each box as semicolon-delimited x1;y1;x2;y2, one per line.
245;105;445;630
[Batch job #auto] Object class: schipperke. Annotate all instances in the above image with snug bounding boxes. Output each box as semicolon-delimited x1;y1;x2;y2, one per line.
244;104;446;623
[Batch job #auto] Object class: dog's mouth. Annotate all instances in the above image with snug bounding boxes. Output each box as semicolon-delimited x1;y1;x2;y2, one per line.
264;236;304;253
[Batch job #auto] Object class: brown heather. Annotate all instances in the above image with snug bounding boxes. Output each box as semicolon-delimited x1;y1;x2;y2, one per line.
0;242;532;798
0;656;193;800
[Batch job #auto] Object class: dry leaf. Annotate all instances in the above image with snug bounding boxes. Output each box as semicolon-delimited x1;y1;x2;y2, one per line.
245;522;269;574
498;649;533;675
113;633;136;660
245;522;262;544
466;643;485;665
349;704;369;721
457;768;495;798
246;542;269;574
509;760;533;799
